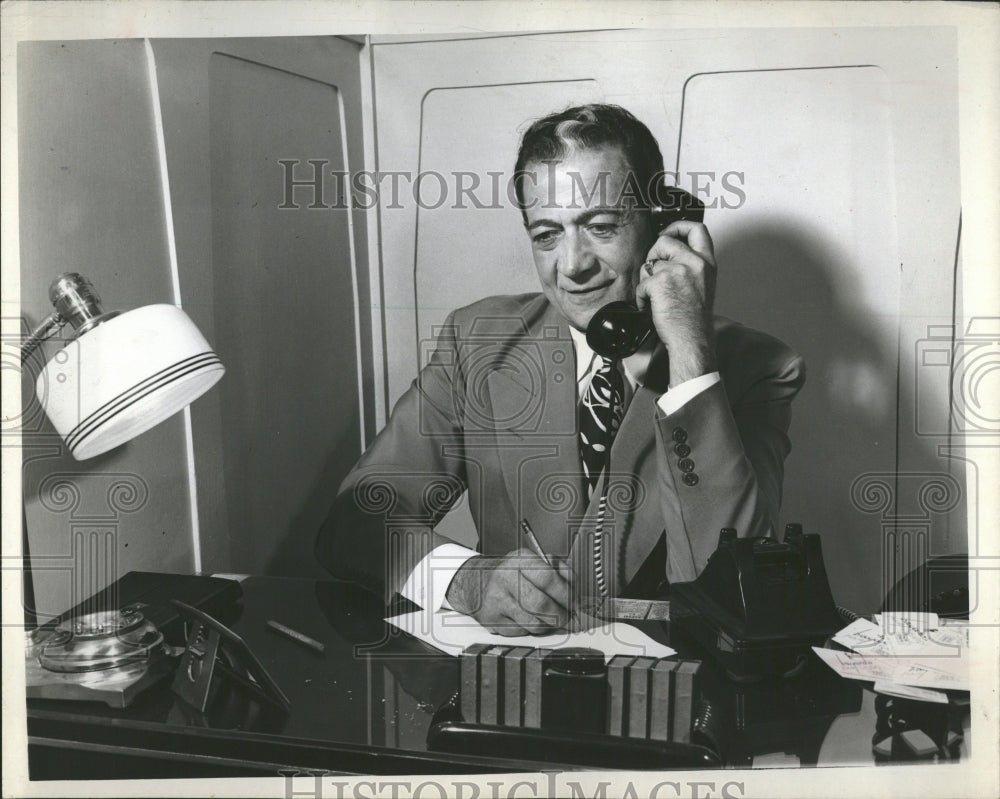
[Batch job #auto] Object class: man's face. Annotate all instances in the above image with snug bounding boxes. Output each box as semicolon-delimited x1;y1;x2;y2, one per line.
522;147;657;332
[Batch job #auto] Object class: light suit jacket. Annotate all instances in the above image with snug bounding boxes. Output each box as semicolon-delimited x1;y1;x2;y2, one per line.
316;293;805;601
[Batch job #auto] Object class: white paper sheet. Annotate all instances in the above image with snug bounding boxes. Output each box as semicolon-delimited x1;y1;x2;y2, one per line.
832;617;966;658
386;609;676;661
812;647;969;692
873;681;949;704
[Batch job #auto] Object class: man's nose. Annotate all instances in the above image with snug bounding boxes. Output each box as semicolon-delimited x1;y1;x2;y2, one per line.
558;232;598;280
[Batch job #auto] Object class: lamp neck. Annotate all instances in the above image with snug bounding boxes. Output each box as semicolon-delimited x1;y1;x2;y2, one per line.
49;273;121;337
20;273;121;363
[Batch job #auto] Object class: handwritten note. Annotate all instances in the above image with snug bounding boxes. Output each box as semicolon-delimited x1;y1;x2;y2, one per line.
814;613;969;694
833;617;966;659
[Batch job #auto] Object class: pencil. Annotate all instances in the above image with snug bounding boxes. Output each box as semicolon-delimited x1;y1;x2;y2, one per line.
520;518;553;568
266;619;326;654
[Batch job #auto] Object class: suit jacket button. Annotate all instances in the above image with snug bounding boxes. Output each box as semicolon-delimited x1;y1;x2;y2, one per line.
678;458;695;473
671;427;688;443
673;442;691;457
682;472;699;487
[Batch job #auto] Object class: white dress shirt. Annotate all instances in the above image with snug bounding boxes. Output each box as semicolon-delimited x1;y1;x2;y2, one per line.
399;328;721;610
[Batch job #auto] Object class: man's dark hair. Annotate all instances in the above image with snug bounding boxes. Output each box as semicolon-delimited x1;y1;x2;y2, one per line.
512;103;666;211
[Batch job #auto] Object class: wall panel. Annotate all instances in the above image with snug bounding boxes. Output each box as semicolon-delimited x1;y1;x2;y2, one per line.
150;37;370;577
207;53;360;574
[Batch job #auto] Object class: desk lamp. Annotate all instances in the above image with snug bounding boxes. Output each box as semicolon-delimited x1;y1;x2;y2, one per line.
20;273;225;459
19;273;225;632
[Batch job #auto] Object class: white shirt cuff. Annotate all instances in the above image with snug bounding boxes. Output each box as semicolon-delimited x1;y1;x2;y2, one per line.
399;543;479;611
656;372;721;416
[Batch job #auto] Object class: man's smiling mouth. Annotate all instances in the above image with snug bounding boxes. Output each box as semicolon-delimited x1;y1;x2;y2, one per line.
565;282;614;295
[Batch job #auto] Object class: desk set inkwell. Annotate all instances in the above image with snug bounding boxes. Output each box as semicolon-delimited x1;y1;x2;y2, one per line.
24;573;289;728
25;607;173;708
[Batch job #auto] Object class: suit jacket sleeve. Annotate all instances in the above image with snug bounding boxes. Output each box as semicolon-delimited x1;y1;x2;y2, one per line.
654;330;805;584
315;311;469;599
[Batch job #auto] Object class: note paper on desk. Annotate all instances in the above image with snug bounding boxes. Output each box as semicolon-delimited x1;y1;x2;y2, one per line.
386;609;675;661
814;612;969;694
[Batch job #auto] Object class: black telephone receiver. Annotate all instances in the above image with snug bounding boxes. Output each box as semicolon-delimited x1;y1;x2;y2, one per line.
586;187;706;359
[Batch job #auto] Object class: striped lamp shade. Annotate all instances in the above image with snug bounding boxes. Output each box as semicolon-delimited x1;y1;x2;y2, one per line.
36;304;225;460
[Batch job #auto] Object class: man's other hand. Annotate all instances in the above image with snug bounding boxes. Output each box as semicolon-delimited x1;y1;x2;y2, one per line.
445;549;573;635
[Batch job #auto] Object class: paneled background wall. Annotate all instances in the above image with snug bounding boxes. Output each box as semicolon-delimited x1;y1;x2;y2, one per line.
19;37;370;616
18;28;965;617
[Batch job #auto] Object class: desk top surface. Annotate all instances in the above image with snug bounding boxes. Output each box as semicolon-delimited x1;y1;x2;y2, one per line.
25;574;966;775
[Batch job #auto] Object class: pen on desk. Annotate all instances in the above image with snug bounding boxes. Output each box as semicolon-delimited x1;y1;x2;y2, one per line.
266;619;325;654
520;518;553;568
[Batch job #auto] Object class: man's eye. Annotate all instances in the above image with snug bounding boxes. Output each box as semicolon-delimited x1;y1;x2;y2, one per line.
588;224;619;238
532;231;560;247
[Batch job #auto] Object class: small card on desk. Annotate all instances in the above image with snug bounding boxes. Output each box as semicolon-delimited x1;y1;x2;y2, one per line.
597;597;670;622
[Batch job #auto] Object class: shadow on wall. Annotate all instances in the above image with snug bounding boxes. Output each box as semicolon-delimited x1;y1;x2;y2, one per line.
262;414;361;579
715;221;965;615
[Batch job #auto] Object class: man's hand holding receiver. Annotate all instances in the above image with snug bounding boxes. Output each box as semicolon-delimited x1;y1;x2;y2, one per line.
635;220;719;387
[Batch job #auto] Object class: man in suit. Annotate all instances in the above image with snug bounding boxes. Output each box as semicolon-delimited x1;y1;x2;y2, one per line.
316;104;804;635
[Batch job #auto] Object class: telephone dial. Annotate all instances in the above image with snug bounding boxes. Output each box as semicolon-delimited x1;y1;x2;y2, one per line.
586;186;706;359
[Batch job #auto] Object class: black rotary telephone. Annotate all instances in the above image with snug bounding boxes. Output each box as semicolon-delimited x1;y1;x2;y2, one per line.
586;187;706;359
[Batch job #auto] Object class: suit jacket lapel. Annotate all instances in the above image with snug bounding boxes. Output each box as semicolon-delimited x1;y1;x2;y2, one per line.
485;303;583;557
483;306;674;589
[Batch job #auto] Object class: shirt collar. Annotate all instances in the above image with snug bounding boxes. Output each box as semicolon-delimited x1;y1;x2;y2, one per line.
567;325;658;389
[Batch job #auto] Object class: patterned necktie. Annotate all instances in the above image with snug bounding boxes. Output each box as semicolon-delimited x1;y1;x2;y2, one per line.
579;356;625;501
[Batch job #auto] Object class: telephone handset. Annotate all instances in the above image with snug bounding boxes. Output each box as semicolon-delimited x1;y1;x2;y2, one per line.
586;187;706;359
